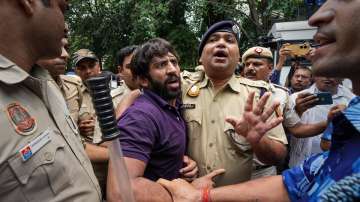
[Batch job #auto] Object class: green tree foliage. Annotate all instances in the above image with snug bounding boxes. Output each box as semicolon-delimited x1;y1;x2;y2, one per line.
67;0;307;71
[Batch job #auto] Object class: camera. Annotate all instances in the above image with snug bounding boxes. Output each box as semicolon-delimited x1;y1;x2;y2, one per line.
283;42;311;58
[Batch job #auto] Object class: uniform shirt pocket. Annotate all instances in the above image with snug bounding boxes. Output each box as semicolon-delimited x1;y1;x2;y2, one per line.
183;107;202;141
8;130;73;198
224;122;251;152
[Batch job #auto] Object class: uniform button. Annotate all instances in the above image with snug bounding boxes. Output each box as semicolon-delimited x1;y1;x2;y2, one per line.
211;120;215;124
213;99;217;102
209;143;213;147
44;152;53;161
206;165;211;170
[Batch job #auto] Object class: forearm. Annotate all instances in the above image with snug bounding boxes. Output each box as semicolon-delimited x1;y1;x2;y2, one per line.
131;178;172;202
288;121;327;138
85;143;109;162
252;137;286;165
210;176;290;202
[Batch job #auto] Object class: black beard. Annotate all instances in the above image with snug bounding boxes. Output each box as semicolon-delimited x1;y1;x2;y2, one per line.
148;74;181;101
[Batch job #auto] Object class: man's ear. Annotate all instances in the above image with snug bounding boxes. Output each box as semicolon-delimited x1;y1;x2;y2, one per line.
18;0;35;16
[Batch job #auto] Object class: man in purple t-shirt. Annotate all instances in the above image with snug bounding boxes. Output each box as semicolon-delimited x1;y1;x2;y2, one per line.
108;38;198;201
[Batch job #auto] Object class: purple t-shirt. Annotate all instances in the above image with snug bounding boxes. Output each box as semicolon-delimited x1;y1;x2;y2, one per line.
117;89;186;181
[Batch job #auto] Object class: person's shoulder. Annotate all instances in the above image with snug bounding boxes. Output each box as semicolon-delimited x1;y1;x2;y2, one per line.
236;76;270;90
60;75;82;86
272;83;290;93
181;69;205;82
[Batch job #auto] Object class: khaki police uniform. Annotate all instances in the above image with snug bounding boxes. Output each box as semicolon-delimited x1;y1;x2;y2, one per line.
0;55;101;201
181;72;287;186
251;83;300;179
57;75;83;124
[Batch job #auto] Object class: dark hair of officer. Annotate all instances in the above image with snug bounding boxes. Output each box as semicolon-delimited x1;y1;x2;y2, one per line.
116;45;138;66
130;38;179;79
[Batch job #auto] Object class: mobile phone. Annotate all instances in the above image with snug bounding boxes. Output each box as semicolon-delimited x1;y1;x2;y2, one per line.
315;92;333;105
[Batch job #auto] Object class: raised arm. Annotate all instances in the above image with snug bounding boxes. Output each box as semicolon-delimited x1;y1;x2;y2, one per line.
225;92;286;165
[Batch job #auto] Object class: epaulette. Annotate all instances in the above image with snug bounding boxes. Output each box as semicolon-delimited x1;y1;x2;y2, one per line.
181;70;205;82
60;75;82;86
238;77;270;90
272;83;290;93
110;85;126;98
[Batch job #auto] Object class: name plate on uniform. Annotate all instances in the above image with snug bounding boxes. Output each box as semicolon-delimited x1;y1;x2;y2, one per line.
181;104;196;110
19;129;51;161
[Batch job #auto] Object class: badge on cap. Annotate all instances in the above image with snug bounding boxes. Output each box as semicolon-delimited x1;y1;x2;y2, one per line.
6;103;37;136
187;85;200;97
255;47;263;54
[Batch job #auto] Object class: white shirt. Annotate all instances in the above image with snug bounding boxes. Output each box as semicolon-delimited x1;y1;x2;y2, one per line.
288;84;355;167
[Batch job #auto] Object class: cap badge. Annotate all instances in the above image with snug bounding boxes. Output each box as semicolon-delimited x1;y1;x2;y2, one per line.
255;48;263;54
232;24;240;34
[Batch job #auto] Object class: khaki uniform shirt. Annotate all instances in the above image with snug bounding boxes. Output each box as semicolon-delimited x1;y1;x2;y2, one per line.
57;75;83;124
79;84;128;144
252;83;300;172
269;83;300;128
0;55;101;201
181;72;287;186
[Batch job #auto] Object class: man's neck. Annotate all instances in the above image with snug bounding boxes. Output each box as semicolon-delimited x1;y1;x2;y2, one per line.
208;76;232;90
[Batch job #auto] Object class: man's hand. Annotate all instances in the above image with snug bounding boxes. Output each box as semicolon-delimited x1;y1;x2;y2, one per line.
276;44;291;70
180;155;199;181
157;178;201;202
327;104;346;122
295;92;318;116
225;92;283;146
191;169;225;189
78;117;95;137
115;89;141;120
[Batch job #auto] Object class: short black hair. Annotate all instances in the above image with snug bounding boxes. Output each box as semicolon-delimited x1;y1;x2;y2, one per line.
130;38;179;79
116;45;138;66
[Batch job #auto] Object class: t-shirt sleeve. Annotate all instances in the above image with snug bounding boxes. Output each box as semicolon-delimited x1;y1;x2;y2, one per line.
282;152;329;201
117;109;157;163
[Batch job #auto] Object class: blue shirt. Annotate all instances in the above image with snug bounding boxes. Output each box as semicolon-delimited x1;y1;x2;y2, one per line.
283;96;360;201
117;89;186;181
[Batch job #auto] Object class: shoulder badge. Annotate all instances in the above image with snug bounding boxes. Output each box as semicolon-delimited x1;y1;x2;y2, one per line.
187;85;200;97
182;70;204;82
272;83;290;93
238;77;270;90
6;103;37;136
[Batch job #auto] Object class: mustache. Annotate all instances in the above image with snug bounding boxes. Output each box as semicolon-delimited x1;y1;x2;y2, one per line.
165;74;180;84
245;69;257;77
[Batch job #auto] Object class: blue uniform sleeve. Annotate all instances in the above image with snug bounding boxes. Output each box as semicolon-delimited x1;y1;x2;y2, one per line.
269;69;281;85
282;152;329;201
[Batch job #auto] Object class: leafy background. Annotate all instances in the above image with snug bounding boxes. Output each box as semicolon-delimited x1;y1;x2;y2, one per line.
66;0;319;72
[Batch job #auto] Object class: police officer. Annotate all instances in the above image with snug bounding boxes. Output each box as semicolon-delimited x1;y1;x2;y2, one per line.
0;1;101;201
181;20;288;186
242;46;327;178
36;28;84;124
72;49;127;196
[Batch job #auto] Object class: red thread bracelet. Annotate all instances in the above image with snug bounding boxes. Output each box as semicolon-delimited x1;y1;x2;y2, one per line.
202;187;210;202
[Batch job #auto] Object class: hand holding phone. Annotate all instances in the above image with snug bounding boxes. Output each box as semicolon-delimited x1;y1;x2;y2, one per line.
314;92;333;105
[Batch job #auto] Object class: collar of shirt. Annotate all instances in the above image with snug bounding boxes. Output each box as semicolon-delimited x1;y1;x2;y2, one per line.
344;96;360;133
0;54;29;84
198;74;242;93
142;88;182;111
